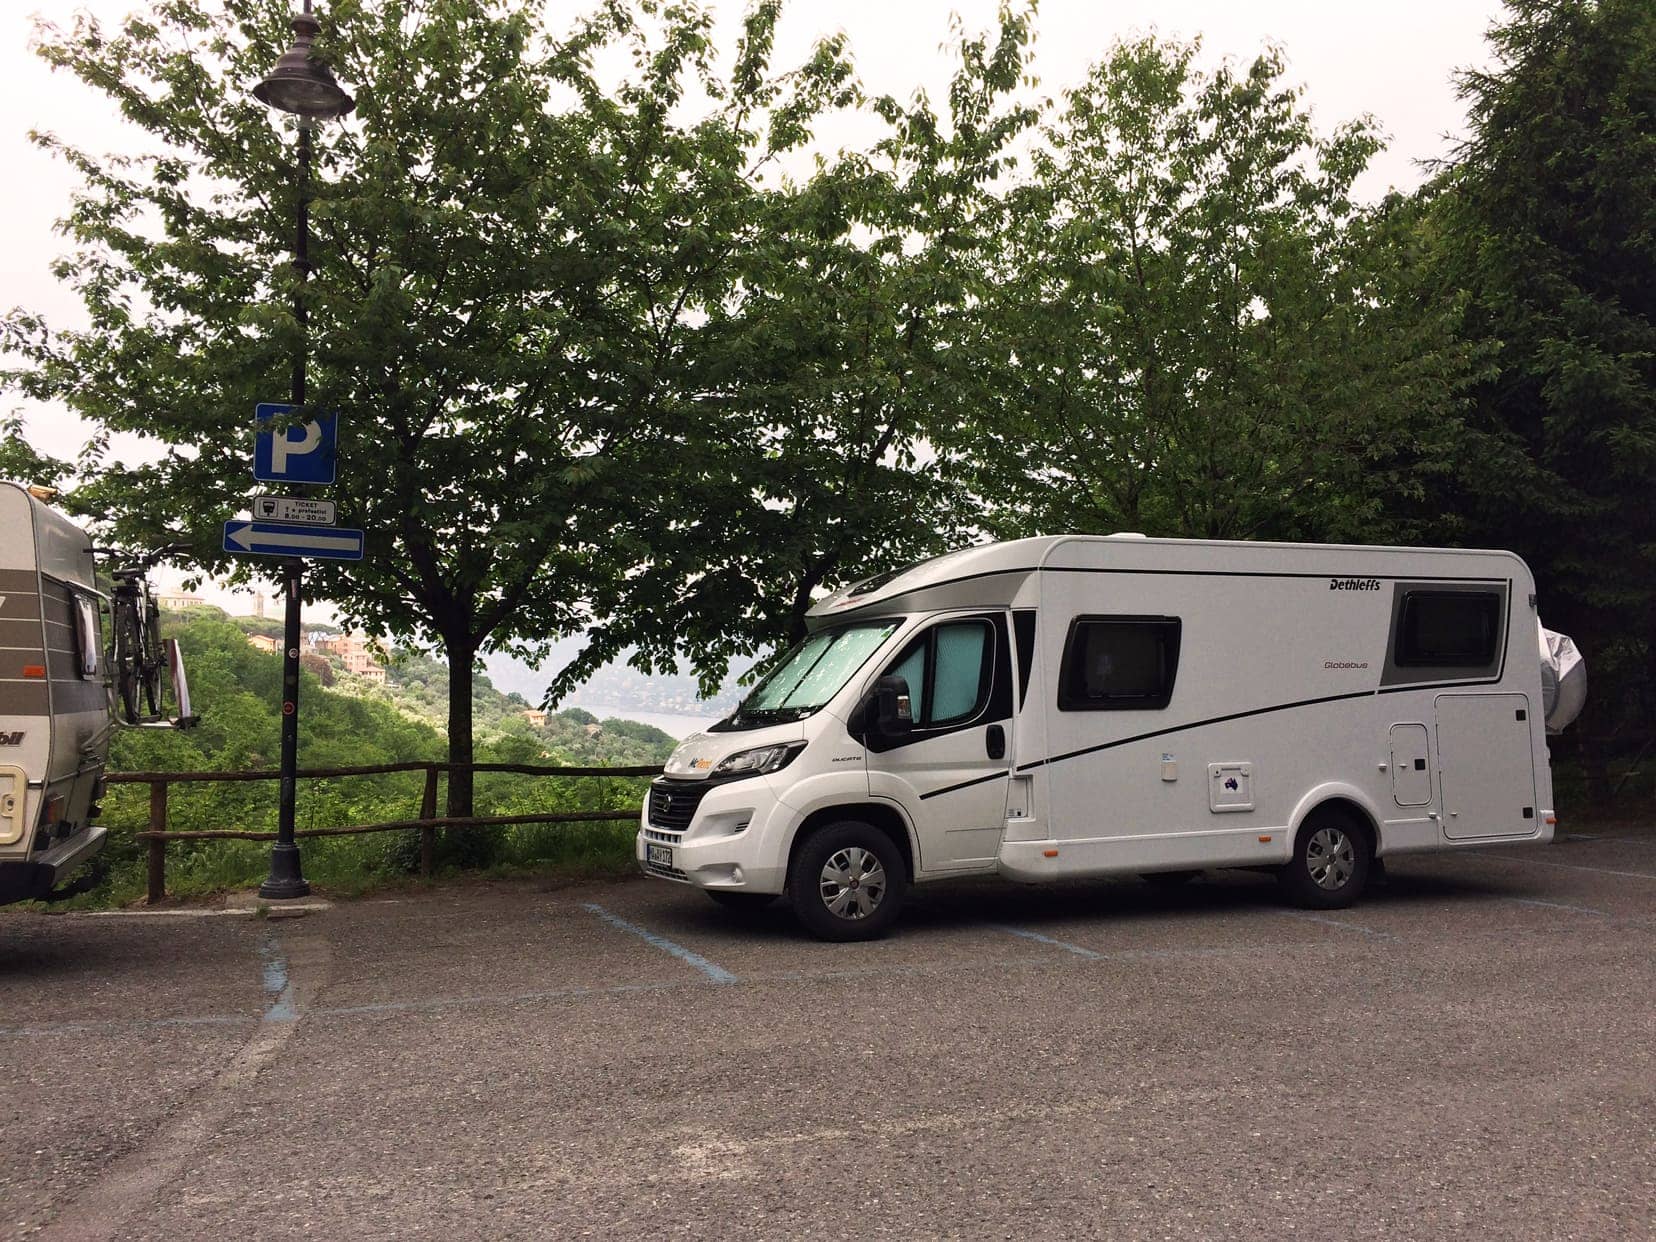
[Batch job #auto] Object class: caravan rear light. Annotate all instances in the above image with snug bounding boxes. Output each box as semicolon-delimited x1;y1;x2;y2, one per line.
41;794;65;829
1545;816;1557;826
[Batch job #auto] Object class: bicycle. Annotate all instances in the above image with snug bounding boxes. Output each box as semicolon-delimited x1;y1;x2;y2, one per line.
106;543;189;724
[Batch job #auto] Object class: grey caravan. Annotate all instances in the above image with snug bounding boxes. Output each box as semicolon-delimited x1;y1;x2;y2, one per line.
637;535;1579;941
0;482;110;904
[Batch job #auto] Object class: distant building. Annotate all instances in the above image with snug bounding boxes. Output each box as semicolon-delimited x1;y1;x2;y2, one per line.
157;592;205;611
247;634;280;654
520;709;548;728
583;723;603;737
310;630;387;683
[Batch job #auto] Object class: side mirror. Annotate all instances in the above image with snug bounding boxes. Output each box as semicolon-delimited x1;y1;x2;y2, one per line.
871;675;914;737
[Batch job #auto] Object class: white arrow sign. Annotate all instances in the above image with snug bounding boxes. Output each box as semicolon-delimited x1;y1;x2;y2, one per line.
223;520;364;560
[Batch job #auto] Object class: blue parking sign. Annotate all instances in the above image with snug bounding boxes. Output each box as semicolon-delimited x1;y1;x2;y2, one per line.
253;403;337;484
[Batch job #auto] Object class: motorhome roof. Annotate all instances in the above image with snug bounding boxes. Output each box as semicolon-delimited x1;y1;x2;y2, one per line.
806;534;1527;622
0;479;100;589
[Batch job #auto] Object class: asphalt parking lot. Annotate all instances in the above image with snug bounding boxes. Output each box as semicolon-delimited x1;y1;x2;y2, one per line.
3;827;1654;1240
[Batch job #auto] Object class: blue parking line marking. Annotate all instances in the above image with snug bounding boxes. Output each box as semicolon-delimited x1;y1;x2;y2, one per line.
1506;896;1606;917
988;923;1103;960
582;903;738;984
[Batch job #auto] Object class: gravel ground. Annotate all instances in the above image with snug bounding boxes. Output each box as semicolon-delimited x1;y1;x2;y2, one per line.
3;827;1653;1240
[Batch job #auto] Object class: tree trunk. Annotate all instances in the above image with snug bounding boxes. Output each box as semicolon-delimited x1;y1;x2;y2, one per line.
444;635;476;820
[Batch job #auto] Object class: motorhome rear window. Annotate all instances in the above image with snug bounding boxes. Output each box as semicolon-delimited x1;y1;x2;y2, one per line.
1395;592;1502;667
1059;616;1181;711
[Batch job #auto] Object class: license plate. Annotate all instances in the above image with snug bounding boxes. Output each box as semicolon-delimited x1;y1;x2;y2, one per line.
646;843;673;868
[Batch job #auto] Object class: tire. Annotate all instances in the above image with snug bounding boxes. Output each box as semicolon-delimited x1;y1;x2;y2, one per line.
140;600;165;717
705;890;776;913
787;821;907;942
1278;808;1371;909
113;605;143;724
1141;870;1199;887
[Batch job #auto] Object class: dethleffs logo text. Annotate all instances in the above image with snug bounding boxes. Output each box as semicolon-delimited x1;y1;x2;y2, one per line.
1329;577;1381;591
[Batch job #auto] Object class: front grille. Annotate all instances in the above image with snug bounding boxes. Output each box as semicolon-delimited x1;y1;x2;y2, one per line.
643;826;681;845
648;780;711;833
644;859;690;882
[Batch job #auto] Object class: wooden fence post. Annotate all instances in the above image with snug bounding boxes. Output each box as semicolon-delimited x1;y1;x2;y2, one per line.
419;764;438;877
146;780;168;905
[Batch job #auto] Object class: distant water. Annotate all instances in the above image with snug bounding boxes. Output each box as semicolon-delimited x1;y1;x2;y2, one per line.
572;703;722;740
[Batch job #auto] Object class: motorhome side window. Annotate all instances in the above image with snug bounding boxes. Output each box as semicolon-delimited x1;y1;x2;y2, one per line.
1059;616;1181;711
1395;591;1503;667
73;593;102;679
883;620;992;728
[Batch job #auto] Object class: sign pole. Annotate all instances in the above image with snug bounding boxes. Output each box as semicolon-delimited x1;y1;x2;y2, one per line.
260;557;310;899
258;119;314;900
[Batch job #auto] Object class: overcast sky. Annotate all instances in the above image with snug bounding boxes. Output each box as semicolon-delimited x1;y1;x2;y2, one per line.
0;0;1507;639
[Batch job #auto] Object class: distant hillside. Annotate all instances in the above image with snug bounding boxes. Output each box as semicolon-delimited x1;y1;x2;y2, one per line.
219;612;678;766
72;609;671;906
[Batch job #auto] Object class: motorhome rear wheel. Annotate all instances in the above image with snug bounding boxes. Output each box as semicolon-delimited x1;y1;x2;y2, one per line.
1279;808;1373;910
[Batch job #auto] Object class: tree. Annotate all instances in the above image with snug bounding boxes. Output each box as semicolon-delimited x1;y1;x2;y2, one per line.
549;5;1041;698
1424;0;1656;766
3;0;851;817
0;415;69;489
959;36;1474;544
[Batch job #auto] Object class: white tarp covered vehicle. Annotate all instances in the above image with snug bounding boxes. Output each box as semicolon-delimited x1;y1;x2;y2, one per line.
1539;626;1587;733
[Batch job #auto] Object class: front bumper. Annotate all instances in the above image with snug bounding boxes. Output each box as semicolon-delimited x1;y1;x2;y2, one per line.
636;776;790;894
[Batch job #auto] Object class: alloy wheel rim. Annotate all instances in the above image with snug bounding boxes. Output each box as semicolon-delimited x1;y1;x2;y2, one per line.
819;846;887;920
1306;826;1355;889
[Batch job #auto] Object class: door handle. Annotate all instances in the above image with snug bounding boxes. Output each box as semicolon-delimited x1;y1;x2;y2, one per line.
985;724;1006;760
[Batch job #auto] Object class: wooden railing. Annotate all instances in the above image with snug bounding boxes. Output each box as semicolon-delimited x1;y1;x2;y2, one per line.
104;761;663;904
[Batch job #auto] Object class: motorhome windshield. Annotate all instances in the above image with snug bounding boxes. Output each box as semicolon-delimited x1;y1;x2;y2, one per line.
719;620;901;729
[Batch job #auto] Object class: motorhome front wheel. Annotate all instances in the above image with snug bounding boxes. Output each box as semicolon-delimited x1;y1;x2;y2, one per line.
788;821;908;942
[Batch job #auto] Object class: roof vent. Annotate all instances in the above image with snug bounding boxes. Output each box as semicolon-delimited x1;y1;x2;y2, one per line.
1106;531;1148;539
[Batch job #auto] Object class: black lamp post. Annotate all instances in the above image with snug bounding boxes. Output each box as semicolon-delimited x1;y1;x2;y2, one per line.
254;1;353;901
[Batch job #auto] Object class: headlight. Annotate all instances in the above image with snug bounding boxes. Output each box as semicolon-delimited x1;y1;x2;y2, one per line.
712;741;806;777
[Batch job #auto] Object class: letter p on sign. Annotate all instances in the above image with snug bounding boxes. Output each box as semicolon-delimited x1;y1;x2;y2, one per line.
253;403;338;484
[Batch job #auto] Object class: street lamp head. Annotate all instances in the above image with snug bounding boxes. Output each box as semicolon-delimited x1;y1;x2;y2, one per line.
254;3;355;121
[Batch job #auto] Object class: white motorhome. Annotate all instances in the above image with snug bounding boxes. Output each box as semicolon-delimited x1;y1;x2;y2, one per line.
0;482;111;904
638;535;1580;940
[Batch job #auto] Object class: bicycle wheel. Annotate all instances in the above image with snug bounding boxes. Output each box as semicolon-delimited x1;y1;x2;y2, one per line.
112;602;142;724
139;596;165;718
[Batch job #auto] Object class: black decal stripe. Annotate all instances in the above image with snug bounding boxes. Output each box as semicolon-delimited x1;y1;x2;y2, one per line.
917;770;1010;801
1016;690;1379;772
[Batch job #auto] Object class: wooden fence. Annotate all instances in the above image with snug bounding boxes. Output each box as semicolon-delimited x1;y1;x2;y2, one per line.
104;761;663;904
